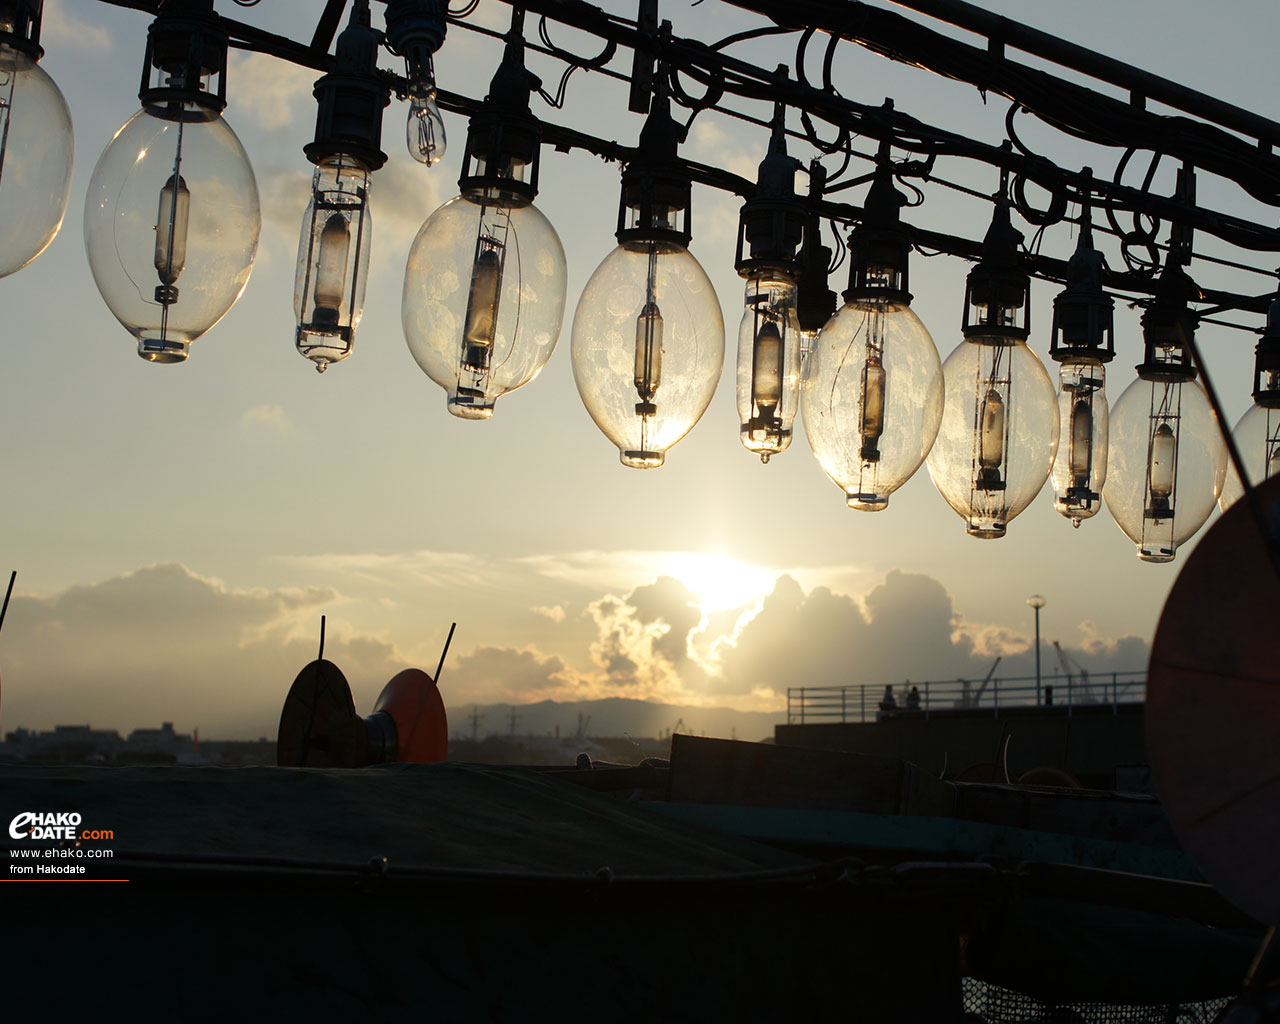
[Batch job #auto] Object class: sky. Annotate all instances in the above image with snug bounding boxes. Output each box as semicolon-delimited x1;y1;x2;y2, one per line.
0;0;1272;738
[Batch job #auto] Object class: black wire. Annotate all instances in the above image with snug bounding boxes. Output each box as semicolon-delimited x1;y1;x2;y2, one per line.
709;25;795;52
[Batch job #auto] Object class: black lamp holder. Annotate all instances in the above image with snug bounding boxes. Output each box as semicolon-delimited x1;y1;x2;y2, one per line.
616;75;692;249
734;88;804;278
139;0;228;117
458;8;542;205
845;142;912;306
795;160;837;333
304;1;390;172
1137;259;1200;383
962;187;1030;344
1049;175;1115;365
0;0;43;59
383;0;447;89
1253;293;1280;407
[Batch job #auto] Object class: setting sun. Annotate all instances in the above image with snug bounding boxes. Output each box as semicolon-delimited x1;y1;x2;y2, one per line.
662;553;778;613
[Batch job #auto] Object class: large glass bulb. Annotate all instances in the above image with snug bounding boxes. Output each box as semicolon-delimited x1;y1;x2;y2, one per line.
928;337;1058;537
736;273;802;463
404;187;566;418
0;41;72;276
294;155;372;372
1219;397;1280;512
1106;375;1226;561
1051;359;1109;526
803;294;943;510
572;241;724;468
85;102;260;362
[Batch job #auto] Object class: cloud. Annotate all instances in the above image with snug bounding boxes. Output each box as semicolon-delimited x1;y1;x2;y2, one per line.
42;6;113;52
1;564;404;736
371;155;442;245
626;576;701;664
276;549;508;591
446;644;587;703
687;118;759;183
241;403;293;433
258;168;313;237
227;51;316;133
532;604;567;622
569;567;1147;706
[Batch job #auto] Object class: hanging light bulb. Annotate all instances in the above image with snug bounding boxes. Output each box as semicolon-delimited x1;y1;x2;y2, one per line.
406;60;446;166
294;1;388;372
84;0;259;363
571;83;724;468
927;192;1058;537
404;10;566;418
733;98;805;463
384;0;447;166
1219;294;1280;511
1105;260;1226;561
0;0;72;277
1048;177;1114;527
803;144;943;510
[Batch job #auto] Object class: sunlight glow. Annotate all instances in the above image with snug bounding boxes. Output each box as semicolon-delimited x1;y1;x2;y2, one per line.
662;553;777;613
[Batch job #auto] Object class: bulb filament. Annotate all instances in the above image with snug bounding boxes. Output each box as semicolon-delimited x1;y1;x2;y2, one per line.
976;387;1006;490
312;213;350;328
1148;421;1176;508
155;172;190;295
634;299;664;406
751;320;784;412
860;357;887;462
1069;397;1093;485
462;236;503;372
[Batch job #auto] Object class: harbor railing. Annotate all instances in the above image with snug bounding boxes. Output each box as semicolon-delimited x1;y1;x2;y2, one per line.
785;671;1147;725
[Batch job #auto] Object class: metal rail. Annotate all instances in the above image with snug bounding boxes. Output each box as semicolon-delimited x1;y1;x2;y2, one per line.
82;0;1280;319
786;671;1148;725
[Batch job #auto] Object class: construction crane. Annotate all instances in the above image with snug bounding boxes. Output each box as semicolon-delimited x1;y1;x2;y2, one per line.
1052;642;1094;702
956;657;1002;708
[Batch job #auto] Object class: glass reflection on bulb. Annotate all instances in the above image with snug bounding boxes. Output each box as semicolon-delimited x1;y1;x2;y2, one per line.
736;273;802;463
0;40;73;277
928;336;1058;537
803;292;943;511
572;238;724;468
295;156;371;371
1051;360;1109;526
404;182;566;419
1105;374;1225;562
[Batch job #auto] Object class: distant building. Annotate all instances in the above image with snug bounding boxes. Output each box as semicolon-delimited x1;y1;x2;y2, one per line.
0;723;275;766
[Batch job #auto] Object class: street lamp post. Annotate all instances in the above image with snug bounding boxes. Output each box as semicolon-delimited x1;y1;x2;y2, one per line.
1028;594;1046;703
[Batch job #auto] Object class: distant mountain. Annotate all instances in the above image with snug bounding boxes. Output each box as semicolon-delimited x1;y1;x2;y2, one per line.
450;697;783;744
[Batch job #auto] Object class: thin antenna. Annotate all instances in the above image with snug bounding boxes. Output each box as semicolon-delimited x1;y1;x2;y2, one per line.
0;570;16;635
433;621;456;685
317;614;326;662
